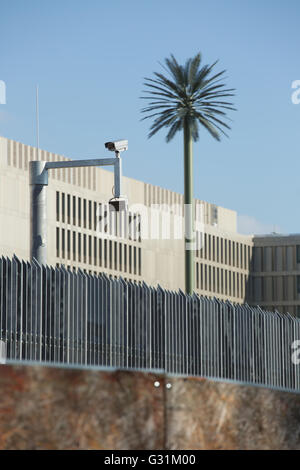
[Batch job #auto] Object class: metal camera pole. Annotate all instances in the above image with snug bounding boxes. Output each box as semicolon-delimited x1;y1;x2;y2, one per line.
29;154;126;265
29;161;48;265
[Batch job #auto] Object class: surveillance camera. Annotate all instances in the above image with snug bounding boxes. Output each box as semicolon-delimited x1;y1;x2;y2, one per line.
108;197;128;213
105;140;128;153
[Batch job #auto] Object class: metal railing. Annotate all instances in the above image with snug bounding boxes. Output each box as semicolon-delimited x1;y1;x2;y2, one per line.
1;256;300;393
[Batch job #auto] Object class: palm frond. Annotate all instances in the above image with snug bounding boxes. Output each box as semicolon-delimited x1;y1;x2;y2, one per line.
164;55;186;87
188;53;201;86
148;115;178;139
141;53;236;142
166;120;183;142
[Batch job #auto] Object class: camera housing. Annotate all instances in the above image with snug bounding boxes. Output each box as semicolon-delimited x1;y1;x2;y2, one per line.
108;197;128;213
105;140;128;153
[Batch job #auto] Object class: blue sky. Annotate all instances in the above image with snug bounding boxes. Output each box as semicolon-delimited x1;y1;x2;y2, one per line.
1;0;300;234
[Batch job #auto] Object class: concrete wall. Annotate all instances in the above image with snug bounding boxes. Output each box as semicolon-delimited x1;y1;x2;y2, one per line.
0;365;300;450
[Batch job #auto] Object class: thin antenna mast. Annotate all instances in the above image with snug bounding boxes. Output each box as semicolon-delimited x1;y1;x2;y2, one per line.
36;85;40;155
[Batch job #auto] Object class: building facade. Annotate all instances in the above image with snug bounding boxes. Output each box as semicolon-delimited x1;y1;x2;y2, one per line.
249;235;300;316
1;136;300;315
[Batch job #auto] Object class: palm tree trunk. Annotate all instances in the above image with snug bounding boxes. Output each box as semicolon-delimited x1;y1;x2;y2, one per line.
183;120;194;295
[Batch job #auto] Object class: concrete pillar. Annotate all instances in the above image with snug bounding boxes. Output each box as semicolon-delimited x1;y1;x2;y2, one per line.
275;247;283;271
264;247;272;272
253;248;262;272
254;277;262;302
286;246;294;271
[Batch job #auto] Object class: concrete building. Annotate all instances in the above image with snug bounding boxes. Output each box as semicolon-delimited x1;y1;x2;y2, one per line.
248;235;300;316
0;136;299;315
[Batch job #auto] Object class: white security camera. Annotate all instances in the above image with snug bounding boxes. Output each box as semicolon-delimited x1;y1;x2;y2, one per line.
105;140;128;153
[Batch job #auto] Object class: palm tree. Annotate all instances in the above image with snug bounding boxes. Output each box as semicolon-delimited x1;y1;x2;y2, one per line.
141;53;235;294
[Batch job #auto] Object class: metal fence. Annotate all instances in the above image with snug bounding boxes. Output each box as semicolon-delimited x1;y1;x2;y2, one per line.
1;255;300;393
